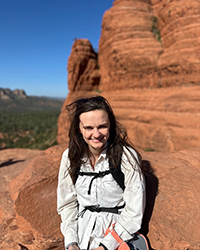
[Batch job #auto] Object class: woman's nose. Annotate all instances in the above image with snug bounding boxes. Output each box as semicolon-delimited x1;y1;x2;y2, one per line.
93;128;101;137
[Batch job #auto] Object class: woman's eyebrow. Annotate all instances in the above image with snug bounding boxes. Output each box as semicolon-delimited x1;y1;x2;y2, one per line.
97;122;109;127
80;121;109;128
79;120;92;128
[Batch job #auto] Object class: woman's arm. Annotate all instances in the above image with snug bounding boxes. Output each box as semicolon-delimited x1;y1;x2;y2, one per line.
57;149;79;249
99;147;146;250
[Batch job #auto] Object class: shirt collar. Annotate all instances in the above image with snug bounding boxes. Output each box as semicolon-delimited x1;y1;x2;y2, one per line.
82;142;109;161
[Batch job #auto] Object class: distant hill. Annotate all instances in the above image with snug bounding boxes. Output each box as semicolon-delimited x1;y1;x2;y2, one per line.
0;88;65;112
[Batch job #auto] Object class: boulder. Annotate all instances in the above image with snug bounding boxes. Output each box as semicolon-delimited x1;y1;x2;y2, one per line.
145;148;200;250
7;145;67;250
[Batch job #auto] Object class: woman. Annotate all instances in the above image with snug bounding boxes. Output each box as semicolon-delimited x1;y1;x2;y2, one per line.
57;96;147;250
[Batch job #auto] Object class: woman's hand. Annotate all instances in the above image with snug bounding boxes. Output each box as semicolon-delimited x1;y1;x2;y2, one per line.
90;246;104;250
68;244;80;250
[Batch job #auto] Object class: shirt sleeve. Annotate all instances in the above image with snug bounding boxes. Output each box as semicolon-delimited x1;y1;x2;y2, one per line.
57;149;79;248
100;147;146;250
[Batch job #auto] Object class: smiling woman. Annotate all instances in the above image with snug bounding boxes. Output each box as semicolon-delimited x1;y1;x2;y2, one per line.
79;110;110;167
57;96;148;250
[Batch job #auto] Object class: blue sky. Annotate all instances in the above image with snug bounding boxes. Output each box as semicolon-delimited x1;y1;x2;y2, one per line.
0;0;114;98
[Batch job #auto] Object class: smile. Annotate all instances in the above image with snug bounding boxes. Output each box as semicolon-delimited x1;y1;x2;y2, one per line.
91;138;103;143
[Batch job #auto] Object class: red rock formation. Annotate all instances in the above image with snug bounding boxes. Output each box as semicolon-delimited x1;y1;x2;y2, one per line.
152;0;200;86
98;0;163;90
67;39;100;92
65;0;200;93
58;0;200;146
1;146;199;249
145;148;200;250
6;145;67;250
103;86;200;152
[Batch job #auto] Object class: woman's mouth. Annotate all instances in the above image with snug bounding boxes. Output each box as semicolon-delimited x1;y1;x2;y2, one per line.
91;138;102;143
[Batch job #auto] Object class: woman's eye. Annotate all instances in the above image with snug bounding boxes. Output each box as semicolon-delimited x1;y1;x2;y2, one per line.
85;127;93;130
99;125;107;129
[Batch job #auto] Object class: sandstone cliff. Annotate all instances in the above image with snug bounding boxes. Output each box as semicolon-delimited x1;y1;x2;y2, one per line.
57;0;200;148
99;0;200;90
99;0;163;90
152;0;200;86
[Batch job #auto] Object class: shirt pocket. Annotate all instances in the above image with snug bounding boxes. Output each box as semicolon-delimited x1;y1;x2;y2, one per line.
98;174;124;205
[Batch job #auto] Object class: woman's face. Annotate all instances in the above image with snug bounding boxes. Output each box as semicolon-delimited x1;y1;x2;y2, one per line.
79;109;110;155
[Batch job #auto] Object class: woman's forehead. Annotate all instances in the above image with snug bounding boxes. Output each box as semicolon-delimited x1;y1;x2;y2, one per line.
79;110;109;124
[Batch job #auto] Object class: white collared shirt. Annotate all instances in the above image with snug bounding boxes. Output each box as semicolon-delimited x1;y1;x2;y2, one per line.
57;146;146;250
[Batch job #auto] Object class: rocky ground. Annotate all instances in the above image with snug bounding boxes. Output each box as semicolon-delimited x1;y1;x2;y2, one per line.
0;149;40;250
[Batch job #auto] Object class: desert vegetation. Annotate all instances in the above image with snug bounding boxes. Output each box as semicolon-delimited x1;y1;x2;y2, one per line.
0;110;60;150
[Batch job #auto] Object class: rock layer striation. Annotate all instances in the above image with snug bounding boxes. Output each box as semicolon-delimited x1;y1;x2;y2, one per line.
152;0;200;86
99;0;163;90
57;86;200;152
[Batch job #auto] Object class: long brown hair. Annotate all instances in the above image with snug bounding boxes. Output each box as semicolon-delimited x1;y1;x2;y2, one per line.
66;96;143;184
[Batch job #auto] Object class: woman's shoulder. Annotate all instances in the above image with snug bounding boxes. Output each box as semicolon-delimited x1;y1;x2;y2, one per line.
122;145;139;161
120;145;142;172
62;148;69;157
60;148;70;166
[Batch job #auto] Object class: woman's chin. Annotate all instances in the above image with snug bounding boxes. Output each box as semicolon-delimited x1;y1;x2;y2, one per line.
89;142;105;151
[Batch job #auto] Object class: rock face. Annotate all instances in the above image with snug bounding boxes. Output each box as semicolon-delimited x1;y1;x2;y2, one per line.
145;148;200;250
1;146;67;250
0;148;41;250
152;0;200;87
1;146;200;249
67;39;100;92
67;1;200;92
58;0;200;147
98;0;163;90
103;86;200;152
98;0;200;89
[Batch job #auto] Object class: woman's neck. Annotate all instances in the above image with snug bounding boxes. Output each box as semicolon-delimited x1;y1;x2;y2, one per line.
88;149;101;169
